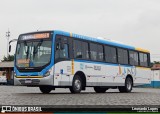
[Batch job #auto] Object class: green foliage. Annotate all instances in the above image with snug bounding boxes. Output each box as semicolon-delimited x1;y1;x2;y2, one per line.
153;61;160;64
1;55;14;62
150;61;160;67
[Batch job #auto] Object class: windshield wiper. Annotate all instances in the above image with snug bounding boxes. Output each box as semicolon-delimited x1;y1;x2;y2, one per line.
23;41;29;60
24;41;28;54
26;46;29;59
33;39;43;59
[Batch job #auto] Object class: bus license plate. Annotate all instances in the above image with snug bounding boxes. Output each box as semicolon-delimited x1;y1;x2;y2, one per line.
25;80;32;83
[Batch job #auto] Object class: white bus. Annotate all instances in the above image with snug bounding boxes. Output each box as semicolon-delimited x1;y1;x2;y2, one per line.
12;30;151;93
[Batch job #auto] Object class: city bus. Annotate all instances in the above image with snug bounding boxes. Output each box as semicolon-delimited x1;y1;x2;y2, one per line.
12;30;151;93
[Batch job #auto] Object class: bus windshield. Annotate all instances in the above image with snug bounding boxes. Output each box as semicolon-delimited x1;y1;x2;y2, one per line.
16;39;52;68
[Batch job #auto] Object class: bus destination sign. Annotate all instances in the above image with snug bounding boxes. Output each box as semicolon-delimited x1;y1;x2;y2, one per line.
20;33;50;40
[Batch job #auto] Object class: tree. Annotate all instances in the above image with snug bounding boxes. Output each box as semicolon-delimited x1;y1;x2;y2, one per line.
153;61;160;64
1;55;14;62
150;61;160;67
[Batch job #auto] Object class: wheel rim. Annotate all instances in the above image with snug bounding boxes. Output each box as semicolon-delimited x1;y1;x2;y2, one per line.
74;79;81;90
127;79;132;90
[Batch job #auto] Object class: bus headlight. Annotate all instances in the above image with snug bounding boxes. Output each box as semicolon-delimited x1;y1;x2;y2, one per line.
44;68;53;77
44;71;50;77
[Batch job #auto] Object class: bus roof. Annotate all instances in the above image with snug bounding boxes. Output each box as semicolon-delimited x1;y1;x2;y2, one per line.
54;30;150;53
19;30;149;53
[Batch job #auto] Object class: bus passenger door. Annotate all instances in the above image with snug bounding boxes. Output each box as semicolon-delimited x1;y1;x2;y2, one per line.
54;36;70;86
59;43;70;86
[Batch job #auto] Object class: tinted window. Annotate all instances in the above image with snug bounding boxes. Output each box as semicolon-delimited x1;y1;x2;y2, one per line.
55;43;69;60
105;46;117;63
97;44;104;61
82;42;89;59
74;40;82;58
90;43;97;61
144;54;148;67
118;49;123;64
139;53;148;67
74;40;89;59
129;51;138;66
118;48;128;64
124;50;128;64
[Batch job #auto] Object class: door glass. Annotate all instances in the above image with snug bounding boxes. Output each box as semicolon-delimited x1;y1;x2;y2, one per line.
55;43;69;61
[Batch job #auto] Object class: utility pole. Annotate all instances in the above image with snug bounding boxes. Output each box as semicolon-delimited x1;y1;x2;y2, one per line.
6;29;10;57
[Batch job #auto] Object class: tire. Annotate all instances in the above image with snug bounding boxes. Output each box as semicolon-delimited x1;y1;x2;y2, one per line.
69;75;82;93
118;77;133;93
39;86;52;94
94;87;108;93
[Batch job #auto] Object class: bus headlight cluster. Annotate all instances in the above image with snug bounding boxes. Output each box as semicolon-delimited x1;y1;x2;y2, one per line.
44;71;50;77
44;68;52;77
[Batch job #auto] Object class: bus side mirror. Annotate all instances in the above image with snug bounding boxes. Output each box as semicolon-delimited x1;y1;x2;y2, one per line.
56;43;59;50
9;45;11;52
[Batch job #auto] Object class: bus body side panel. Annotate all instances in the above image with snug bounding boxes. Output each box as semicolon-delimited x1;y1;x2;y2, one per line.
54;61;72;86
134;67;151;86
72;61;151;87
53;60;125;87
73;60;126;87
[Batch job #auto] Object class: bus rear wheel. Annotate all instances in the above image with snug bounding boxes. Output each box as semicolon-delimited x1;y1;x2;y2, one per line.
39;86;52;94
118;77;133;93
69;75;82;93
94;87;108;93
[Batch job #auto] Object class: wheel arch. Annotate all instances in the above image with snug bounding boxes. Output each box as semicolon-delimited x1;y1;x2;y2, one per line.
74;71;86;90
126;74;134;86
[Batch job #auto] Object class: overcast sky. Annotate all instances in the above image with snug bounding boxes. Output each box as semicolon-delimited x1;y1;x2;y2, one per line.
0;0;160;61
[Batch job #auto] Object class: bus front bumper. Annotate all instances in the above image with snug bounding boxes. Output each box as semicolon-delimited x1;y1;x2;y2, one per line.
14;75;54;86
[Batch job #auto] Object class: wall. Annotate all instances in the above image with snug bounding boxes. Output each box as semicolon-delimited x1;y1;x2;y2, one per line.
151;70;160;87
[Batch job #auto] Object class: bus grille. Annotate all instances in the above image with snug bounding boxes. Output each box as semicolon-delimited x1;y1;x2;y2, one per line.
19;79;40;85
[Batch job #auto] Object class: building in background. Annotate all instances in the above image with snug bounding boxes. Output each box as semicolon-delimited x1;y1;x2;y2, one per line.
151;64;160;87
0;61;14;85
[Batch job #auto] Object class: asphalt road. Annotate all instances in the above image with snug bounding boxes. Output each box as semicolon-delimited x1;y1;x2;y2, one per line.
0;86;160;106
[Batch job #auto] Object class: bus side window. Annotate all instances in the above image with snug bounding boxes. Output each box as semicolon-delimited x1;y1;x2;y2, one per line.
82;42;89;59
129;51;138;66
118;48;128;64
97;44;104;61
55;43;69;60
139;52;148;67
105;46;117;63
60;43;69;59
90;43;97;61
74;40;83;59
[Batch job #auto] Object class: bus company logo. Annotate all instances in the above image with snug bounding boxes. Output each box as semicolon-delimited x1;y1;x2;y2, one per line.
80;63;84;70
1;106;42;113
94;65;101;71
85;65;93;69
1;106;11;113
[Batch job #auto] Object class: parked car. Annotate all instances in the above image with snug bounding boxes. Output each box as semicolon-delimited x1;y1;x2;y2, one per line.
0;75;7;85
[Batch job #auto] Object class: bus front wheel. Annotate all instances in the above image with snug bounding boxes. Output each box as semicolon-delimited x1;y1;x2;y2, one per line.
39;86;52;94
118;77;133;93
69;75;82;93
